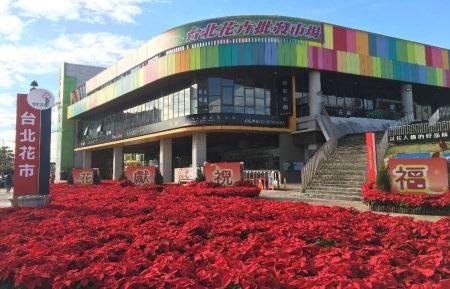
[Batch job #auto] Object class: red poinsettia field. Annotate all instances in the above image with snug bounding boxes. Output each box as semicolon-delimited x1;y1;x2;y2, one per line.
0;183;449;289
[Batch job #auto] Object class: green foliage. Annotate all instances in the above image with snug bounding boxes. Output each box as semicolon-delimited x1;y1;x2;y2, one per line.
315;238;338;247
376;162;391;192
195;169;206;182
67;170;73;185
93;169;101;185
155;169;163;185
118;171;127;181
0;146;14;175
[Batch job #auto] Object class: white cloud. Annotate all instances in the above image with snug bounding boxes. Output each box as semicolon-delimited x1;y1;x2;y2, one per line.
0;0;25;41
0;32;142;159
13;0;168;24
0;32;142;89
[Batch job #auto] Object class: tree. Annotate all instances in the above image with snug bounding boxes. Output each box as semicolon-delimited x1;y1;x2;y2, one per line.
0;146;14;175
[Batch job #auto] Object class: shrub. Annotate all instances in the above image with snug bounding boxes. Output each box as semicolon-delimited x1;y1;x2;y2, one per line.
93;169;101;185
234;180;256;187
195;168;206;182
118;172;127;181
67;170;73;185
376;162;390;192
155;169;163;185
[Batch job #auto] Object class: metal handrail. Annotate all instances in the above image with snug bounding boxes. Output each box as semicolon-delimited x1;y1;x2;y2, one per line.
243;170;282;189
376;111;415;168
301;106;341;190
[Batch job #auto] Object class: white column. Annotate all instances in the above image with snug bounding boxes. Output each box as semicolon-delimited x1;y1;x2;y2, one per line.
401;83;414;116
159;138;173;182
82;151;91;169
192;132;207;176
308;70;322;116
112;146;124;180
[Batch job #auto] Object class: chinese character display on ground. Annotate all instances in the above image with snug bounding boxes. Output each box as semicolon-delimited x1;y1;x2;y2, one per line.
72;169;94;185
388;158;448;194
213;169;234;186
204;162;242;186
393;165;428;192
125;166;156;186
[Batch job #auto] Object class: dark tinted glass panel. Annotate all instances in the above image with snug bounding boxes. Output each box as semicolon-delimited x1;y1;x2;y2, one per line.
208;77;221;95
222;86;233;105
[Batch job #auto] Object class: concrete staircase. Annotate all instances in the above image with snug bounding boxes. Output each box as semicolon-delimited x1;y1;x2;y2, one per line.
304;133;371;202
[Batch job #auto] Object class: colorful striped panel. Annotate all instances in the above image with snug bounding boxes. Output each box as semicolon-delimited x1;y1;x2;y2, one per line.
67;22;450;118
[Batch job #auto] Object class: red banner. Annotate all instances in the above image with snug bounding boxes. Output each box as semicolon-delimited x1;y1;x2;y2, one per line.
204;162;242;186
13;94;40;196
388;158;448;194
125;166;156;185
72;169;94;185
365;132;377;183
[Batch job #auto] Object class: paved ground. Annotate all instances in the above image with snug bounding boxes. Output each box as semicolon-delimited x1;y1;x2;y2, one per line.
259;188;445;222
0;186;445;222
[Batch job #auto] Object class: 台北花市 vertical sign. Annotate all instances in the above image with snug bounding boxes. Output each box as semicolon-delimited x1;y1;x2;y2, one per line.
14;89;53;196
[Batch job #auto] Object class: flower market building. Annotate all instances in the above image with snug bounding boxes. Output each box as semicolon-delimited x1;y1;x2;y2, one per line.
56;15;450;189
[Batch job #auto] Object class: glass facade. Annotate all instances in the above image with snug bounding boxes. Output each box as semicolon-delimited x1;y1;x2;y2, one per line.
77;74;287;147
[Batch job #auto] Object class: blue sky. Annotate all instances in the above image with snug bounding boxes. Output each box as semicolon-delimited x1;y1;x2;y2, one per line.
0;0;449;160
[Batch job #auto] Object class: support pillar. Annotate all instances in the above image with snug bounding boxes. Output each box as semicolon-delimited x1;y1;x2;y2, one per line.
192;133;207;176
112;146;124;180
82;151;91;169
308;70;322;116
159;138;173;182
401;83;414;117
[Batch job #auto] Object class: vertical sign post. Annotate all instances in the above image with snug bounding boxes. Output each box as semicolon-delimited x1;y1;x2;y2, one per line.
13;88;54;207
365;132;378;183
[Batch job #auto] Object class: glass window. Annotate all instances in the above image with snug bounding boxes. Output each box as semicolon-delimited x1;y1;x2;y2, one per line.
184;88;190;116
245;107;255;114
345;97;353;108
234;84;244;97
221;78;233;86
173;91;179;118
321;95;328;106
208;77;221;96
168;93;173;119
222;105;233;113
245;88;254;106
328;95;336;107
209;105;221;113
234;96;244;106
255;88;264;99
255;98;265;115
336;97;344;107
234;106;244;114
222;86;233;105
265;90;271;107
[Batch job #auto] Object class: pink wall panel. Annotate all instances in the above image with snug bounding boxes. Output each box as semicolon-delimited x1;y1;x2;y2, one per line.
346;29;356;53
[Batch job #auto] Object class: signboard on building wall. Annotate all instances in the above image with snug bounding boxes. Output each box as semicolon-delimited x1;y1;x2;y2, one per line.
278;78;292;116
388;122;450;144
72;168;94;185
125;166;156;185
204;162;243;186
184;16;324;43
388;158;448;194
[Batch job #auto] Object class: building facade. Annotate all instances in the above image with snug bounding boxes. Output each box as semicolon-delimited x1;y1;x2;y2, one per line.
56;15;450;183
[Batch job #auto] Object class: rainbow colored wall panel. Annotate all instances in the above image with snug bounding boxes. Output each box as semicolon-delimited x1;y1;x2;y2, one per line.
67;16;450;118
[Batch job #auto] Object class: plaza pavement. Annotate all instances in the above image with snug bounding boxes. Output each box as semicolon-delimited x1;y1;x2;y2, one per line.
0;186;444;222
